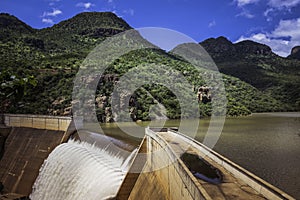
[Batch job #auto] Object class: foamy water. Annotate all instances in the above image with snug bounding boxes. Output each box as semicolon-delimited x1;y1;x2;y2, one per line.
30;140;137;200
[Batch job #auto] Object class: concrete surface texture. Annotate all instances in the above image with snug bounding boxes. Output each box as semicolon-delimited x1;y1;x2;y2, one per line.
117;128;295;200
3;114;71;131
117;128;212;200
166;130;295;200
0;115;74;199
0;127;65;196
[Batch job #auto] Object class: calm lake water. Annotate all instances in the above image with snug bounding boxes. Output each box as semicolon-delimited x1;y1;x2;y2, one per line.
84;112;300;198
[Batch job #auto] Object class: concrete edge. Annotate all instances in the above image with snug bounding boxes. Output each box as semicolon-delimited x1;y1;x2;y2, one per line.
3;114;71;120
3;114;72;131
168;129;296;200
116;136;147;199
146;128;213;200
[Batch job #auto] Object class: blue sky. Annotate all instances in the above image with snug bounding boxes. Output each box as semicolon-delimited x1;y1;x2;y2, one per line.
0;0;300;57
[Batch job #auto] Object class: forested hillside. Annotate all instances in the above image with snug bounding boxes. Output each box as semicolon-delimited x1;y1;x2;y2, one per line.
0;12;299;122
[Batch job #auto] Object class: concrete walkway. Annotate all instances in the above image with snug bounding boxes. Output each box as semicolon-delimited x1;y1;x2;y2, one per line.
159;132;267;200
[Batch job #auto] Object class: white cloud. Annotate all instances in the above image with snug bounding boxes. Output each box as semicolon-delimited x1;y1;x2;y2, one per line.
237;33;291;56
123;9;134;16
48;0;60;6
42;18;54;24
236;18;300;57
268;0;300;8
234;1;256;19
43;9;62;17
76;2;95;9
236;9;255;18
272;18;300;38
263;0;300;22
208;20;216;28
234;0;300;21
235;0;260;7
263;8;275;21
235;0;300;8
112;10;119;16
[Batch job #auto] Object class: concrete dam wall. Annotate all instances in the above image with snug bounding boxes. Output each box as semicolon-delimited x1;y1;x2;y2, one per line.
117;128;295;200
0;114;295;199
0;114;73;197
117;128;211;200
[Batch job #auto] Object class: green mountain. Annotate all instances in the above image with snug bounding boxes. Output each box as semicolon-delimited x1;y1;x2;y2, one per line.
0;13;34;39
36;12;132;54
200;36;300;110
0;12;131;66
0;12;132;115
0;12;298;121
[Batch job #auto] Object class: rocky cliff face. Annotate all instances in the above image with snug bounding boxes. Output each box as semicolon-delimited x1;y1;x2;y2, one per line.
288;46;300;60
200;37;273;62
200;37;236;60
235;40;272;56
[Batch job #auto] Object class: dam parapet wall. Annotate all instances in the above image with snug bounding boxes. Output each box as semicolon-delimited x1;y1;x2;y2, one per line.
3;114;71;131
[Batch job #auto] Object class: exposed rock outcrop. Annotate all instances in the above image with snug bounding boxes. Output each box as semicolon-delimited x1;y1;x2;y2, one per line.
197;86;212;103
235;40;272;56
200;36;236;57
288;46;300;60
200;37;273;61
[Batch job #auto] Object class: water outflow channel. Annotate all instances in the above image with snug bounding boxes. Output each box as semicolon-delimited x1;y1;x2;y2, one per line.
30;138;137;200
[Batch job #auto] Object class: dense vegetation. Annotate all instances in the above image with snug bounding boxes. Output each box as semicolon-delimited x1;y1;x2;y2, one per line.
0;12;299;122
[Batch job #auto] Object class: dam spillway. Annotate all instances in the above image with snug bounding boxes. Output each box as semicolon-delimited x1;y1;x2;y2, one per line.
0;114;138;199
0;114;73;198
30;140;137;200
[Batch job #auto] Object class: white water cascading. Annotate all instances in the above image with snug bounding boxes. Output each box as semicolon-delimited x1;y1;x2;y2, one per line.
30;140;137;200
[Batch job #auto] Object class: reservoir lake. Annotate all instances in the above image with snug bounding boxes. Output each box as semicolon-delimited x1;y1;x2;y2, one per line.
85;112;300;198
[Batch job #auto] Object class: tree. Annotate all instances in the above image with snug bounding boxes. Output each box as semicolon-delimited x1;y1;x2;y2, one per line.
0;69;37;113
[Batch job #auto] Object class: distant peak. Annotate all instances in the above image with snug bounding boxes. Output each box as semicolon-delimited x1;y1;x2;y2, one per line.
291;46;300;54
235;39;269;47
235;40;272;55
288;46;300;60
72;11;119;18
0;13;12;16
216;36;232;43
0;13;22;23
0;13;34;33
202;36;232;44
200;36;235;55
200;36;275;60
51;11;132;33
